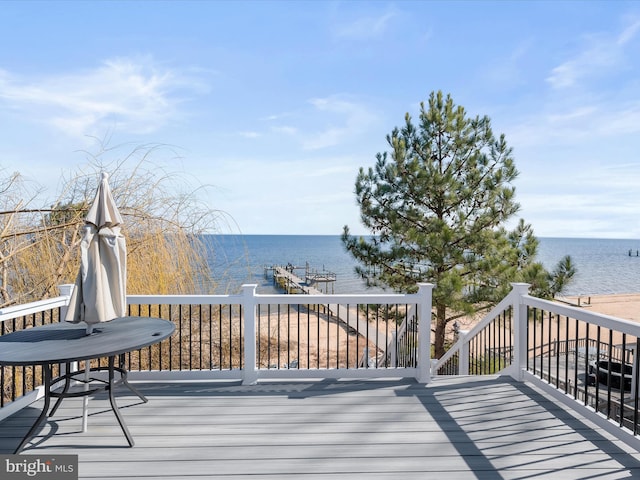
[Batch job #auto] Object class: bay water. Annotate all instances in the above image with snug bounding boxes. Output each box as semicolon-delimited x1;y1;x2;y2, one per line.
204;235;640;296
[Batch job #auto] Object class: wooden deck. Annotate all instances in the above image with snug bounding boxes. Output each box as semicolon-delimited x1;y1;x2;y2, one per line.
2;376;640;479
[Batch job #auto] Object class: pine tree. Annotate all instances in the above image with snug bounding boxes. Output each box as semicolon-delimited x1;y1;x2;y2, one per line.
342;91;573;358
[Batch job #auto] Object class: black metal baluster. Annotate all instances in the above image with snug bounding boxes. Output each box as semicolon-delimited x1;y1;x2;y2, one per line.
239;305;243;369
527;306;536;375
277;304;282;369
286;304;291;369
335;304;340;369
584;323;590;406
606;329;614;419
620;334;627;427
296;304;301;369
547;311;552;383
554;313;560;388
594;326;602;412
346;306;351;369
178;305;184;370
573;318;579;398
326;304;330;369
634;338;640;434
307;304;311;368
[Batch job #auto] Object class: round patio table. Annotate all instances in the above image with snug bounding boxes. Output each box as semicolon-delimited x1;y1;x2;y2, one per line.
0;316;175;453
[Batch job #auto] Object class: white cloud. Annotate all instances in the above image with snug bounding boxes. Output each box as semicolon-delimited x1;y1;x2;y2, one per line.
301;96;377;150
0;57;206;137
501;95;640;152
262;112;295;122
546;18;640;89
518;189;640;239
617;18;640;45
481;41;533;90
271;125;298;135
333;10;397;40
238;131;261;138
257;96;378;151
598;103;640;135
305;164;355;178
546;43;618;89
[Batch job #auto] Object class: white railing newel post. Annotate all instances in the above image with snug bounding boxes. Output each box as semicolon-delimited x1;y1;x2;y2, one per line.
510;283;530;382
57;284;77;377
416;283;434;384
241;284;259;385
57;284;74;320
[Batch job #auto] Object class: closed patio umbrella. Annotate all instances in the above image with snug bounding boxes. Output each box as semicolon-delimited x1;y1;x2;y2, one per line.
66;172;127;334
64;172;127;431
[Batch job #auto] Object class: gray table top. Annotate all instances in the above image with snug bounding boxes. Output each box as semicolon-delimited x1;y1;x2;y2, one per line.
0;316;175;366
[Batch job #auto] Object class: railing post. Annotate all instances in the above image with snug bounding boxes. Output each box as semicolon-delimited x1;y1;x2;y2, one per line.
430;359;439;377
416;283;434;384
459;330;470;375
58;284;74;321
241;284;259;385
510;282;530;382
57;284;77;378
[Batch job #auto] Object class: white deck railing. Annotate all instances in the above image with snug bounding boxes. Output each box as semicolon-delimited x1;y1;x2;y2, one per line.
0;283;434;420
432;283;640;451
126;283;434;384
4;281;640;450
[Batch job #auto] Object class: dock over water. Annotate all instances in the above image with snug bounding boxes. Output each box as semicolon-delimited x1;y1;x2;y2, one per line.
265;263;336;294
264;264;388;365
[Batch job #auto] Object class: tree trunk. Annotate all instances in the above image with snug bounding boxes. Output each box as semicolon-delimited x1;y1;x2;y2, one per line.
434;303;447;359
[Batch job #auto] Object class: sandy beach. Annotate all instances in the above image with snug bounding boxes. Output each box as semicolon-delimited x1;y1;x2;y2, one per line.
562;293;640;323
251;293;640;369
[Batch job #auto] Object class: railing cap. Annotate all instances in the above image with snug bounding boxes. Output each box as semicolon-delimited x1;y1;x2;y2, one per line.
416;283;435;293
510;283;530;295
58;284;74;297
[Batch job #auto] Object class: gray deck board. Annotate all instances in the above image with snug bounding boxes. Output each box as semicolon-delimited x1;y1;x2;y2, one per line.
1;376;640;479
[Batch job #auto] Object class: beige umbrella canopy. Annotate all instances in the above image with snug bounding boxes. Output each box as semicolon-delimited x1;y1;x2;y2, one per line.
66;172;127;334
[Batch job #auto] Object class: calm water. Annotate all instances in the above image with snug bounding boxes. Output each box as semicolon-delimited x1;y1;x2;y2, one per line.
204;235;640;296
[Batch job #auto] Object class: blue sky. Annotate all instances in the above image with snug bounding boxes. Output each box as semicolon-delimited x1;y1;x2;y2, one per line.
1;1;640;238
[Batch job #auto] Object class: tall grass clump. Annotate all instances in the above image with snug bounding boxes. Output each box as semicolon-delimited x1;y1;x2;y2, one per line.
0;142;231;404
0;142;227;306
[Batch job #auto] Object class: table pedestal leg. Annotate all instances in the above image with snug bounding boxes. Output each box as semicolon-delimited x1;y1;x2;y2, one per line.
48;362;72;418
108;356;134;447
14;365;51;454
117;354;147;403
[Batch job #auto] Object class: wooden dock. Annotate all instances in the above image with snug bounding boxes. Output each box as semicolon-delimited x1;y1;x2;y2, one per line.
266;264;336;294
